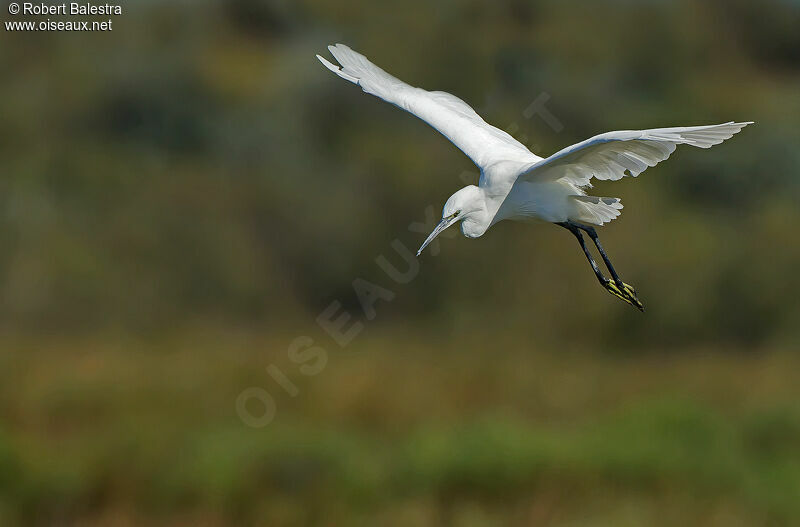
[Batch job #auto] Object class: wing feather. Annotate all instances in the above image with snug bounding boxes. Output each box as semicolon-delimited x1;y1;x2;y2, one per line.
317;44;538;170
518;122;752;187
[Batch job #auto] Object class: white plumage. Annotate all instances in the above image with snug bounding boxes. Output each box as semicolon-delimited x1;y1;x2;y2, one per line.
317;43;752;309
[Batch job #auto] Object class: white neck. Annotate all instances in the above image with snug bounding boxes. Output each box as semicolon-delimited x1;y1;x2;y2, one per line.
460;189;492;238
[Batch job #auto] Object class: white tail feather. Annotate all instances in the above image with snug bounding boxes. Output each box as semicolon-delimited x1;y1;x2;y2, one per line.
570;195;624;225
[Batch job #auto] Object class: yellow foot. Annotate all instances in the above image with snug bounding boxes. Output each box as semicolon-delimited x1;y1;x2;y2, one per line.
604;280;644;311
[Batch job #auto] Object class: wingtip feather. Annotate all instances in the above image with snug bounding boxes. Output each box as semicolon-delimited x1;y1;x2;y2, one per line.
316;49;359;83
316;53;337;71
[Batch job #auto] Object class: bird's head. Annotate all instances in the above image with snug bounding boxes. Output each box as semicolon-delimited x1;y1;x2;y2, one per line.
417;185;485;256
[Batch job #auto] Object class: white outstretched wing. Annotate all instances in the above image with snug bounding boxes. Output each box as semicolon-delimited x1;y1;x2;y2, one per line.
317;44;537;171
517;122;753;187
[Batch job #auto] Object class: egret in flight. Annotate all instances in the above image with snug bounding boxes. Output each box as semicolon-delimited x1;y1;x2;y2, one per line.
316;44;752;310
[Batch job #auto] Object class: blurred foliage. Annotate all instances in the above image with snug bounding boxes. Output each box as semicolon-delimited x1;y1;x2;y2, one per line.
2;333;800;525
0;0;797;347
1;0;799;524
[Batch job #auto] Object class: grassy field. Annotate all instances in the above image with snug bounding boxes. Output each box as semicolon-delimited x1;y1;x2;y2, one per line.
1;328;799;526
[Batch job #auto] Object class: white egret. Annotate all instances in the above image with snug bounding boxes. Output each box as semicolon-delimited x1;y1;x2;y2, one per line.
316;43;752;310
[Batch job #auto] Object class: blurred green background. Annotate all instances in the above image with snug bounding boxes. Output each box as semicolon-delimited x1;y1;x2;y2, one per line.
1;0;799;525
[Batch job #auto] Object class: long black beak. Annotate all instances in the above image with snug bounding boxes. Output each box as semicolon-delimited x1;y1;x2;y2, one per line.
417;215;457;256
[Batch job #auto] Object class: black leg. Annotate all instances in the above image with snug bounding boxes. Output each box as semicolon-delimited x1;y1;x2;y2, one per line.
556;222;607;286
556;221;645;312
573;222;623;286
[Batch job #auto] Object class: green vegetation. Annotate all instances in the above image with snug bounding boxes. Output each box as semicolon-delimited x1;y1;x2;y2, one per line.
1;333;799;525
1;0;799;524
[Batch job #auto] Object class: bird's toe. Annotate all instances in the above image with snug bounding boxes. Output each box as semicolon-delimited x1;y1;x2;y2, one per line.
603;280;644;311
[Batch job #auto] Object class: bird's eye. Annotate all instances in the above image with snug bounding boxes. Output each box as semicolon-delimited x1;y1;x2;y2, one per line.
453;211;460;218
